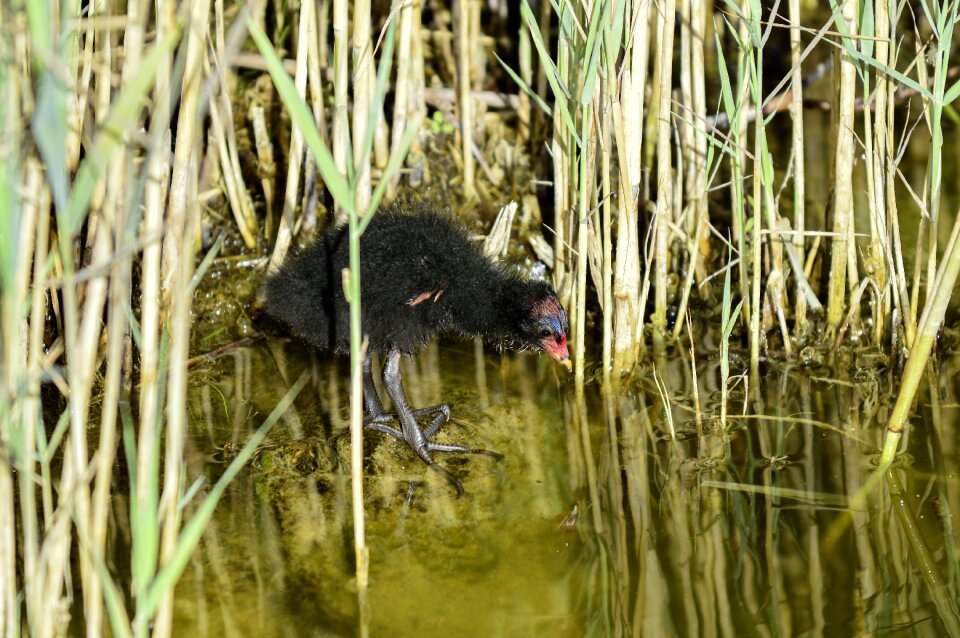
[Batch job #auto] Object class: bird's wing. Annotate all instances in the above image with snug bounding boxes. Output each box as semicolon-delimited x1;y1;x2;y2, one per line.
403;254;448;307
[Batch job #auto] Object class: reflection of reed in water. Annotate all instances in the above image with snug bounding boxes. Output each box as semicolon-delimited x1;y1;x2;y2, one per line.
176;338;580;637
574;354;960;636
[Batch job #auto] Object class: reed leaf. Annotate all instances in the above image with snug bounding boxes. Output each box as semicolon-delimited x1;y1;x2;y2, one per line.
520;0;581;144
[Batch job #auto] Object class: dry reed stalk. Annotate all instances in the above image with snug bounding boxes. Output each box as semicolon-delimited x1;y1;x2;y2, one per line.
904;42;932;347
318;0;329;68
87;171;131;638
332;0;349;219
857;6;888;349
652;0;675;350
152;2;210;634
387;0;415;201
612;98;639;373
70;3;96;172
573;89;594;387
671;0;707;343
302;0;325;233
690;0;708;283
249;103;276;235
1;164;40;638
601;85;613;380
352;0;373;215
551;107;570;290
457;0;475;198
731;10;750;324
153;200;200;638
161;0;210;304
517;20;531;144
208;70;257;248
679;0;695;230
745;1;763;369
213;48;259;248
61;154;118;638
267;0;313;274
825;0;857;338
80;3;144;626
615;0;649;372
22;167;51;636
409;5;426;169
884;38;911;350
134;0;174;621
788;0;807;336
468;0;486;155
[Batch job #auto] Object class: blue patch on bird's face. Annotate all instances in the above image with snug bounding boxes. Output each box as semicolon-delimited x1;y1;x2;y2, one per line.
543;316;563;335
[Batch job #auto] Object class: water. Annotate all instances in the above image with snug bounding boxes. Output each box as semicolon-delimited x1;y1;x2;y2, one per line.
170;335;960;637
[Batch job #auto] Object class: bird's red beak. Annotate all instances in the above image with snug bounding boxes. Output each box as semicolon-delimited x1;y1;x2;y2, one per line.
545;333;572;371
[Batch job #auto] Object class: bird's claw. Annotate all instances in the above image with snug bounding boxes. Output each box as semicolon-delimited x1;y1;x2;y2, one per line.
363;403;450;427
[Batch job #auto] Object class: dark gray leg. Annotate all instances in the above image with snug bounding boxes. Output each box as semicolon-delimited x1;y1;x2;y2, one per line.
379;347;501;496
363;352;450;438
362;352;385;416
362;352;405;439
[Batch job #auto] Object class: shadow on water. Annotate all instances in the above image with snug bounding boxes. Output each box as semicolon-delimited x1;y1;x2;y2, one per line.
169;336;960;637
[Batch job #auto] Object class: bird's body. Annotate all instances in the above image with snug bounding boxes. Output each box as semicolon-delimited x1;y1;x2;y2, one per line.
263;207;569;494
264;208;568;360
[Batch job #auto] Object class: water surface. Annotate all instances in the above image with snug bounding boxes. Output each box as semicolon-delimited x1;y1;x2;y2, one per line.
170;336;960;636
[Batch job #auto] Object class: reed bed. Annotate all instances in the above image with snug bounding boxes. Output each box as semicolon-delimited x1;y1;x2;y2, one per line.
1;0;959;635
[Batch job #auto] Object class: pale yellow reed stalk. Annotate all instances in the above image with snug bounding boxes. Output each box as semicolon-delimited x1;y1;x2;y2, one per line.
457;0;475;198
825;0;858;337
352;0;373;214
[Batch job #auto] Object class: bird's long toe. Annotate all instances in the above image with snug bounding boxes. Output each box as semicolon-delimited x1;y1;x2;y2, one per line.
426;442;503;459
363;420;404;440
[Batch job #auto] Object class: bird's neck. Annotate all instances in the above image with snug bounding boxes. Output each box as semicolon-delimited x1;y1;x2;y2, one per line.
448;275;532;343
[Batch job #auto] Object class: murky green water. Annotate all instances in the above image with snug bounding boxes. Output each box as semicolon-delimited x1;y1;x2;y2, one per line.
168;334;960;637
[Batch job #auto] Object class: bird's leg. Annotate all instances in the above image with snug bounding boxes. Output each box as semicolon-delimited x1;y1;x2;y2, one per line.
363;352;450;434
362;352;406;439
362;352;386;416
380;347;501;496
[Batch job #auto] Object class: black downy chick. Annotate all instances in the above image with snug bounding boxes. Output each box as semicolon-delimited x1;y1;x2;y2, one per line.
263;207;570;494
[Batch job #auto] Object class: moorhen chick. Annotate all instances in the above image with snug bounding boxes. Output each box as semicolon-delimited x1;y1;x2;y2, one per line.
263;206;570;494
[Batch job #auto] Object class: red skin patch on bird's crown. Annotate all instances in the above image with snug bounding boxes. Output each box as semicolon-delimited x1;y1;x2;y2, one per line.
532;296;563;319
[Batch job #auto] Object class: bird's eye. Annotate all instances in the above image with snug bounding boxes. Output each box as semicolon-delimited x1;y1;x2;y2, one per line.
539;328;552;338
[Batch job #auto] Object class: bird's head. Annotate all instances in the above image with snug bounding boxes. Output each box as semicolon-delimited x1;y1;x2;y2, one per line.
523;287;571;371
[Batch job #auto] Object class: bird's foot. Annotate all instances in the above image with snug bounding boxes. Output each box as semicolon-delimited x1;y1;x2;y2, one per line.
363;403;450;438
364;404;501;496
